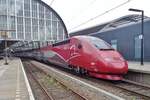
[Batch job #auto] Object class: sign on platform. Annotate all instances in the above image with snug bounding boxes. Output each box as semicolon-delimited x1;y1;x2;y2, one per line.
139;34;143;39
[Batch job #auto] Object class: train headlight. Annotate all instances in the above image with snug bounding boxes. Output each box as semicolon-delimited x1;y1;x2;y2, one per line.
91;62;96;65
104;58;112;62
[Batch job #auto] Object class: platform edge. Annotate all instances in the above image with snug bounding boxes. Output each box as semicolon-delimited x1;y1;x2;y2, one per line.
19;59;35;100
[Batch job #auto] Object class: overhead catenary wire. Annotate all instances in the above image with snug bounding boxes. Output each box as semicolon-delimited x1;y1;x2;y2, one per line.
50;0;55;6
79;0;97;14
69;0;131;31
70;0;97;21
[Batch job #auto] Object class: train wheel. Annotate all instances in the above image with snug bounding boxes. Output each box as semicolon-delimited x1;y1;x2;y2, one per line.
69;65;74;70
80;68;87;75
74;66;87;75
75;66;80;74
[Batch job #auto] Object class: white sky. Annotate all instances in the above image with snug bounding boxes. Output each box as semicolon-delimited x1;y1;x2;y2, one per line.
42;0;150;33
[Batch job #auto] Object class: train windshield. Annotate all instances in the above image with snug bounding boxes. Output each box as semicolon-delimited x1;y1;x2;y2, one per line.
88;37;113;50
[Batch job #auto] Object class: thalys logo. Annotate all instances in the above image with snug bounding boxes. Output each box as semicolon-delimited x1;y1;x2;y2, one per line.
66;45;81;62
70;45;80;56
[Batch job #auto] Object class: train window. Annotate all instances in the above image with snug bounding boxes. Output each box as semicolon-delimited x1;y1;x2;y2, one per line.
89;37;113;50
52;39;70;47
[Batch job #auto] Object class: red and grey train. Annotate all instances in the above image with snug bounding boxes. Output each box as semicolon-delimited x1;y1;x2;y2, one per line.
14;36;128;80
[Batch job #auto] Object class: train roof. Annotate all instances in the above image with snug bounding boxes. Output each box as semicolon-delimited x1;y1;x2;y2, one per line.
72;35;104;42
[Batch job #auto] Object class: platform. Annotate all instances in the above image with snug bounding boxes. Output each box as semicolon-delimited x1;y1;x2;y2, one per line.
128;61;150;74
0;58;34;100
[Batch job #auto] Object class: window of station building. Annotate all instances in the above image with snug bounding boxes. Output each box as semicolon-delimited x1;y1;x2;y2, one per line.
32;0;37;7
58;22;64;40
32;18;38;40
45;9;52;20
24;10;31;17
10;32;16;39
24;2;30;10
32;3;38;18
32;11;38;18
52;13;57;21
39;12;44;19
25;33;32;40
25;18;31;26
39;27;45;40
17;32;24;39
39;19;45;40
17;17;23;25
39;19;44;26
45;20;52;40
52;20;57;40
32;26;38;40
0;0;7;15
31;0;38;18
25;19;31;40
17;24;24;39
134;36;144;59
24;0;30;4
111;40;117;50
46;26;52;40
17;19;24;39
25;26;31;35
26;27;31;35
16;0;23;17
17;24;23;32
39;4;44;19
33;32;38;40
24;0;31;17
0;15;7;30
9;16;16;39
8;0;15;16
32;18;38;25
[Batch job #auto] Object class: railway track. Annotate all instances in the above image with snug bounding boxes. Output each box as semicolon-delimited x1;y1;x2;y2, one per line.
84;76;150;100
24;61;54;100
23;60;86;100
112;79;150;99
24;59;150;100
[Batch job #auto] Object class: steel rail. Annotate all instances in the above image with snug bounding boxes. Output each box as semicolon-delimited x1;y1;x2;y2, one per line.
81;76;150;100
27;60;150;99
112;79;150;99
122;79;150;89
24;62;55;100
29;61;87;100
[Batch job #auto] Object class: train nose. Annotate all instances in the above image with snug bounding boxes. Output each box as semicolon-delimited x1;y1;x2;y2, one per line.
97;57;128;74
96;51;128;74
108;61;128;74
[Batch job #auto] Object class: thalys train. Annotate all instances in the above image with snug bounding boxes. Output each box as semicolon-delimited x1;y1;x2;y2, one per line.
13;36;128;80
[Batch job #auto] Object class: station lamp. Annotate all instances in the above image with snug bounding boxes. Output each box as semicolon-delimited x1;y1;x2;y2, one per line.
128;8;144;65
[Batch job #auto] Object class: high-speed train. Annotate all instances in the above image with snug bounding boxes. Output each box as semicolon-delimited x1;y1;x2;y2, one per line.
14;36;128;80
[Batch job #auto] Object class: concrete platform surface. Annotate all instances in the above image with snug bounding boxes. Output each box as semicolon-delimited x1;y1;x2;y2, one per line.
128;61;150;74
0;58;34;100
